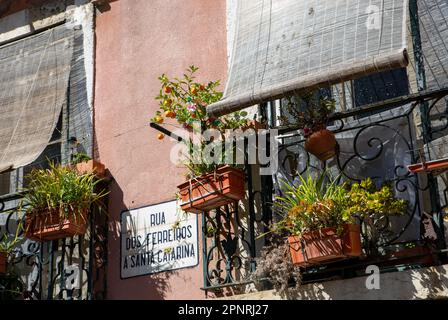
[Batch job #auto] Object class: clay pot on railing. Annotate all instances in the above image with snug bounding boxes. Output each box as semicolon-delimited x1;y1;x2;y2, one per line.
25;208;89;242
288;224;362;267
304;128;337;161
177;165;245;214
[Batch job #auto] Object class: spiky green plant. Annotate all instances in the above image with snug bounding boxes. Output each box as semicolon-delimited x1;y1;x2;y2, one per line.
23;162;108;221
271;171;350;237
0;232;21;254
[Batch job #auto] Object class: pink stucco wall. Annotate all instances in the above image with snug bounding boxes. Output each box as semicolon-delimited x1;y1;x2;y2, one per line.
94;0;228;299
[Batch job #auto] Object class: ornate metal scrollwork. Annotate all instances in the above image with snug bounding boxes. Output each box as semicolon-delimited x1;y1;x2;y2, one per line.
0;199;108;300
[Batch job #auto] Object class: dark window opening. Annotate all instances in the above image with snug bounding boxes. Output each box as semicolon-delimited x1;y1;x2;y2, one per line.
0;171;10;196
354;68;409;117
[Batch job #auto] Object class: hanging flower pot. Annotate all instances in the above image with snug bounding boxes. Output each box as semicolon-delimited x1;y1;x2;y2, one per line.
75;159;106;178
0;251;7;274
25;208;89;242
177;165;245;214
23;163;108;242
304;128;337;161
288;224;362;267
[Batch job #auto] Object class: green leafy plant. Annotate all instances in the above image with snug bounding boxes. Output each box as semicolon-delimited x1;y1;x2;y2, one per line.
72;152;92;165
342;178;408;218
279;91;335;138
342;178;407;253
0;229;22;254
270;171;351;237
267;175;407;238
151;65;252;179
151;65;249;132
0;213;24;254
23;162;108;221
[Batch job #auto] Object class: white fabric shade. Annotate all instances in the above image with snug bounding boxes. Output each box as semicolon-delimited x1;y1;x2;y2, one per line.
0;25;74;172
208;0;409;117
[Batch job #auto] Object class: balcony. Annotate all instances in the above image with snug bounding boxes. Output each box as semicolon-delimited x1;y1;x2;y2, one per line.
198;89;448;299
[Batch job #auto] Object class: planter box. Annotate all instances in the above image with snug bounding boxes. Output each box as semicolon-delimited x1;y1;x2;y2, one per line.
0;252;6;274
25;209;89;242
177;166;245;214
288;224;362;267
75;160;106;178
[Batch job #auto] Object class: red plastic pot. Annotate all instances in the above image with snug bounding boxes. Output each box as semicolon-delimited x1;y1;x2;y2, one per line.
288;224;362;267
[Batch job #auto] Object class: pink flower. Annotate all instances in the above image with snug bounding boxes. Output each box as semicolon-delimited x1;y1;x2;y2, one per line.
187;103;197;112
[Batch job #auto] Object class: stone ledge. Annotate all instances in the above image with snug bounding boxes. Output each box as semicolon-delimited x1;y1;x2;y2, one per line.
217;264;448;300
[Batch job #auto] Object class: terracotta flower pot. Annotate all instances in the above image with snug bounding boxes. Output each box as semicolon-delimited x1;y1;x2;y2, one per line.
0;252;6;274
75;160;106;178
288;224;362;267
177;165;245;214
304;129;337;161
25;208;89;242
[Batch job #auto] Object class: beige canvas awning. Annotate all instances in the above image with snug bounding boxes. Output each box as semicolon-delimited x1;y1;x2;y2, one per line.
0;24;75;172
208;0;409;117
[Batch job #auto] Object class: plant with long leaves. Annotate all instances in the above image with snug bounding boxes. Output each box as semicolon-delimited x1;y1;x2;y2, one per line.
270;171;351;237
0;221;23;254
23;162;109;222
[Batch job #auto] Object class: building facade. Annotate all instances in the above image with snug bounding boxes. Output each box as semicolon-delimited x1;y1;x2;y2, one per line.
0;0;448;300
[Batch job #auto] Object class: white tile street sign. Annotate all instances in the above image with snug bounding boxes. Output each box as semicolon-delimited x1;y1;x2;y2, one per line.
120;200;198;279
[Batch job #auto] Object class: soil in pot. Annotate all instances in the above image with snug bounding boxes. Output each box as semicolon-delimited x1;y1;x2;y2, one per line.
178;166;245;214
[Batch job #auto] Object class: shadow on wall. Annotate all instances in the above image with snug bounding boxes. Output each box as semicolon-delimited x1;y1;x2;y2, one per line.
288;265;448;300
105;169;181;300
92;0;119;13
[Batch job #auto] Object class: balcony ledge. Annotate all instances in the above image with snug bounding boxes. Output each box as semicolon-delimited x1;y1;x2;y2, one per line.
216;264;448;300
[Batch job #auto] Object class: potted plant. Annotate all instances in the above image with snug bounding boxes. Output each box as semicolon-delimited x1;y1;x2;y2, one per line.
151;66;253;214
72;152;106;178
343;178;408;256
23;163;108;242
271;172;362;267
0;225;23;274
280;92;337;161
